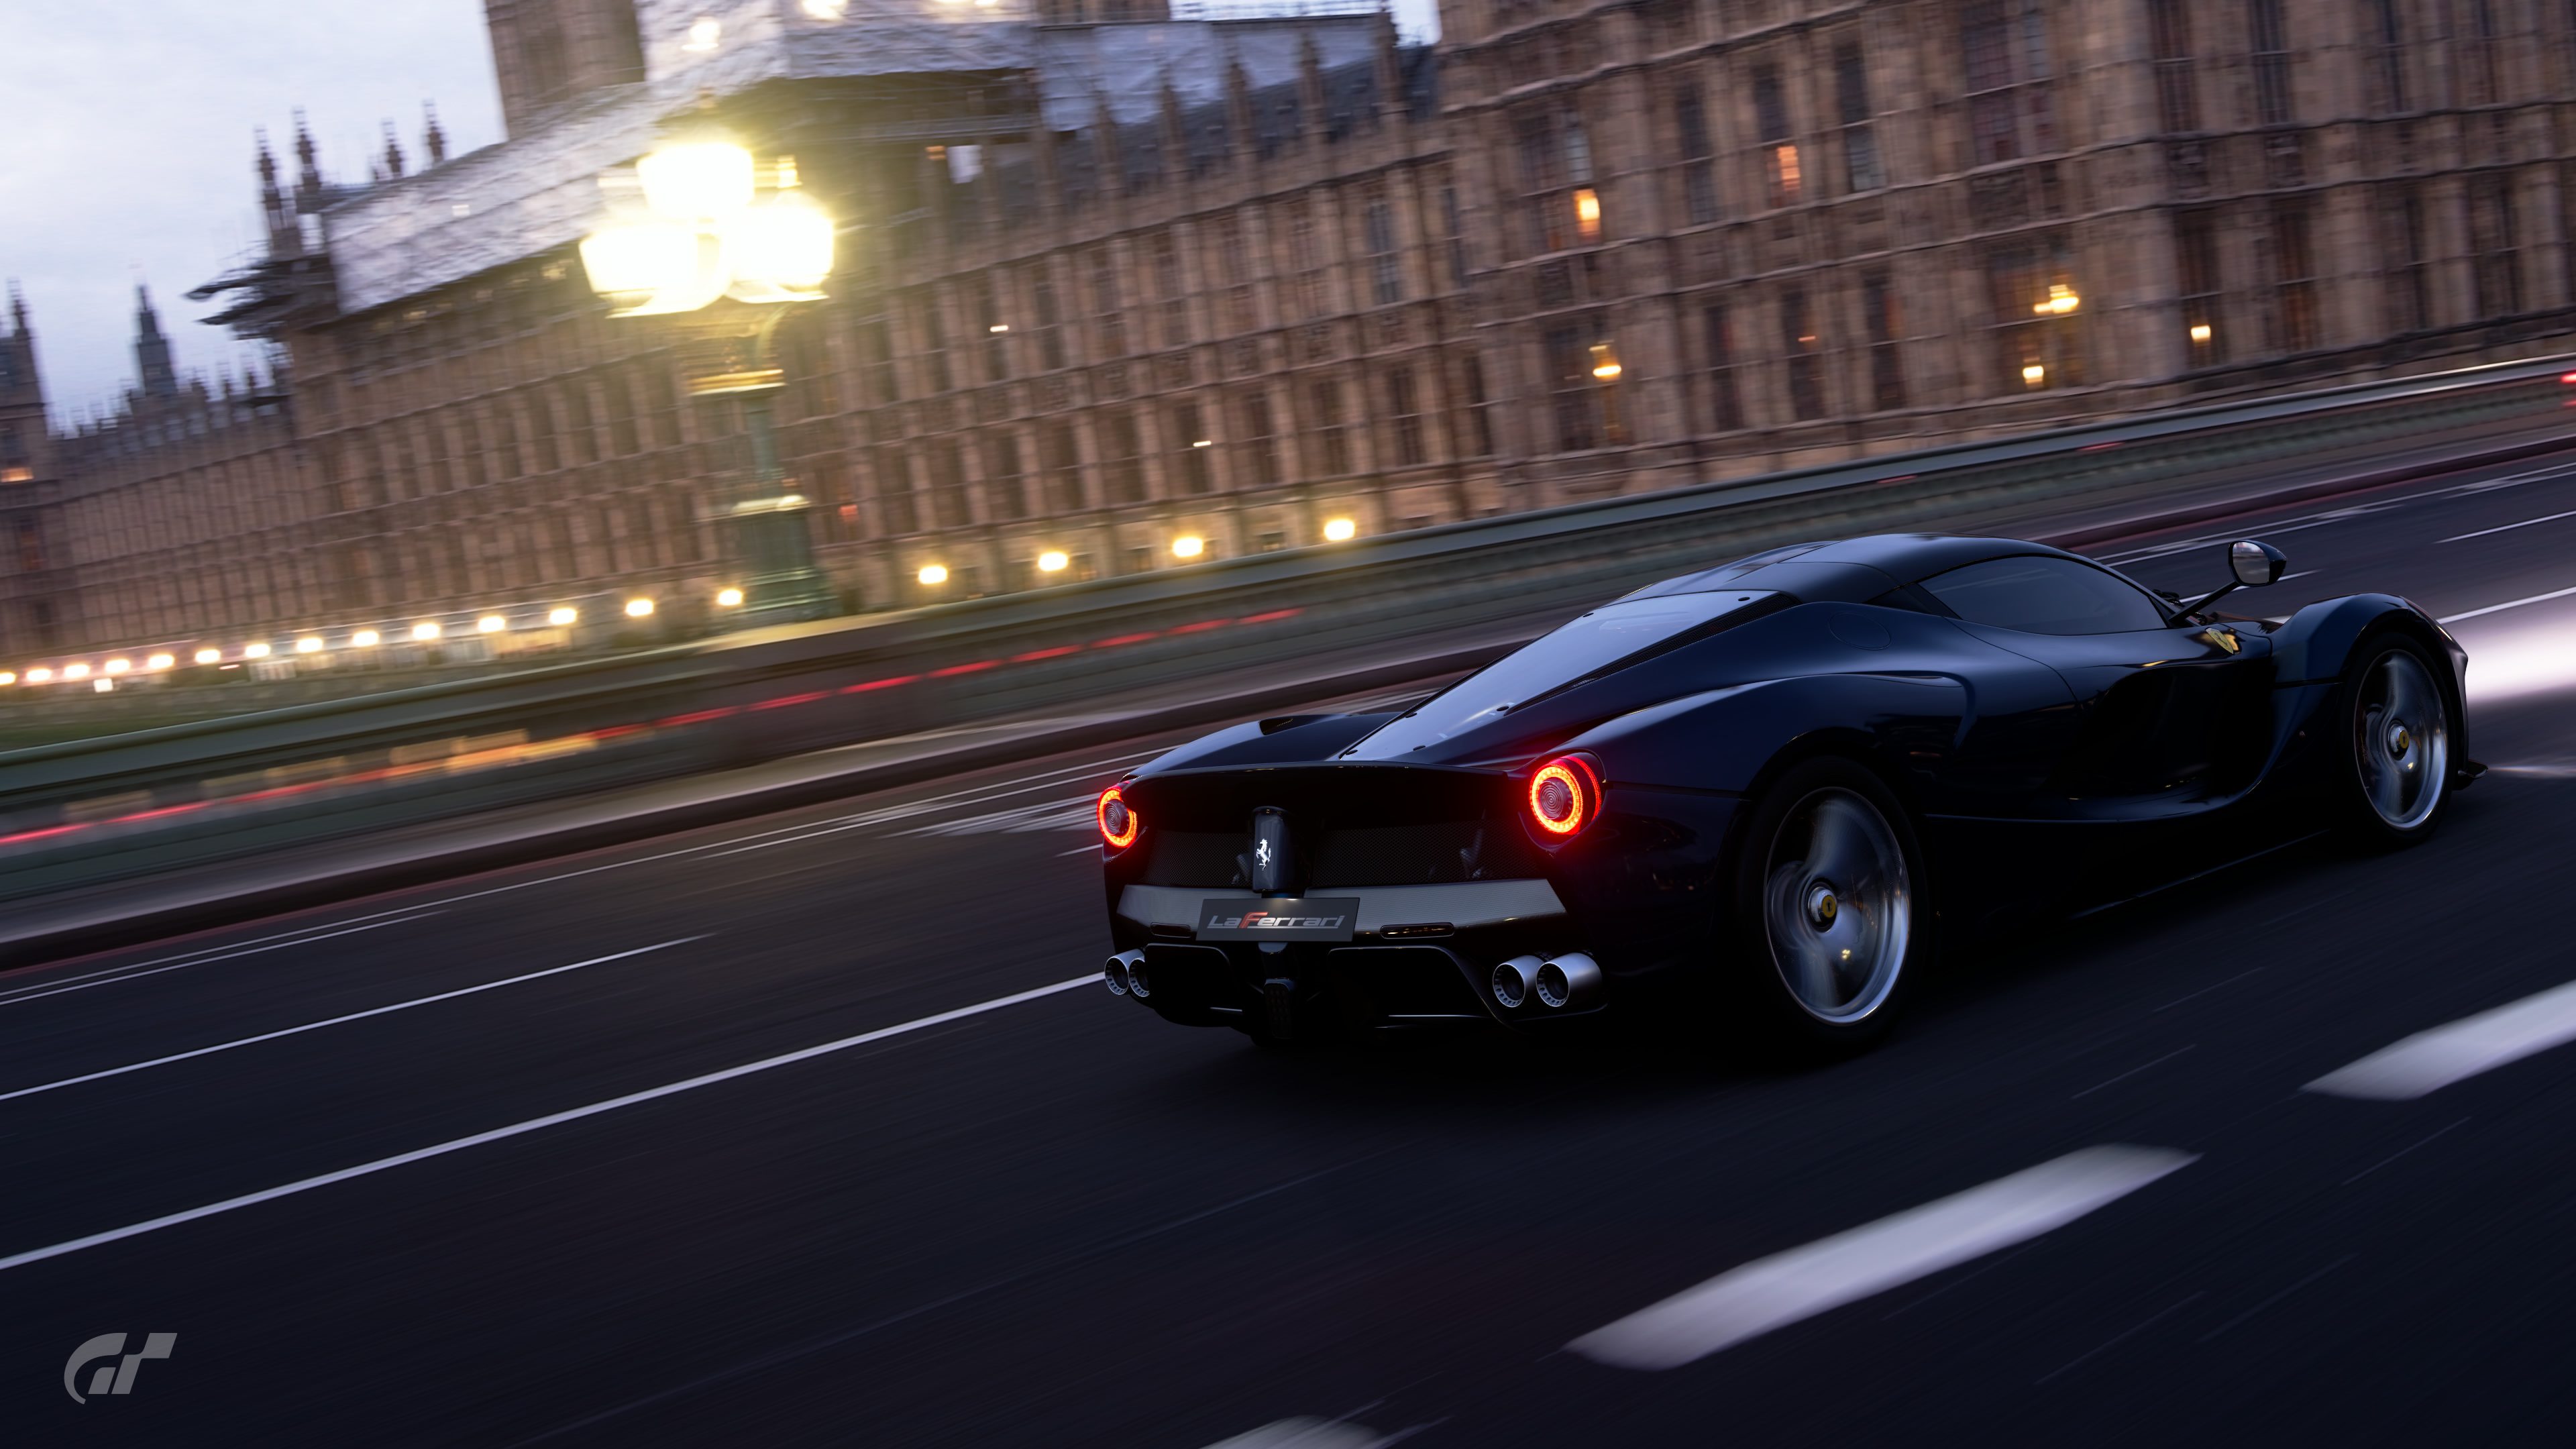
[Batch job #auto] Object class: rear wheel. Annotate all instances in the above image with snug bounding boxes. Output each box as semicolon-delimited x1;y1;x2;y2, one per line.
1723;757;1929;1053
2332;634;2456;849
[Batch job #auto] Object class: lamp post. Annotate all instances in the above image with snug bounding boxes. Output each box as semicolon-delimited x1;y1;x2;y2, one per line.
580;133;839;625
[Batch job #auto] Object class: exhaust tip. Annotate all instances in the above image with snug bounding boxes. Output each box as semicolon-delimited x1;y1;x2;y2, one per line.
1535;953;1601;1010
1105;949;1144;998
1491;955;1541;1010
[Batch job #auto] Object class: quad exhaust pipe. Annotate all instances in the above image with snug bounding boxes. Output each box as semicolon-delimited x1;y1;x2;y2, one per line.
1105;949;1148;999
1491;952;1601;1012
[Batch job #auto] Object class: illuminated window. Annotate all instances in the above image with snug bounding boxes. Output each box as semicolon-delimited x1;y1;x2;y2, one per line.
1780;287;1825;421
1754;66;1801;207
1986;235;2086;392
1572;187;1603;242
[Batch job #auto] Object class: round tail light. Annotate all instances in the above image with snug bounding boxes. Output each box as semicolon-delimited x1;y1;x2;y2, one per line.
1527;754;1601;839
1097;785;1140;849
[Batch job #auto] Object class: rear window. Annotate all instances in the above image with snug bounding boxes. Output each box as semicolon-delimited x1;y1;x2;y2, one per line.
1346;592;1774;757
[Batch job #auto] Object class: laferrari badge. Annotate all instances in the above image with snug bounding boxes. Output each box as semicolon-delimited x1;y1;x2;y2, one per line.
2197;626;2241;655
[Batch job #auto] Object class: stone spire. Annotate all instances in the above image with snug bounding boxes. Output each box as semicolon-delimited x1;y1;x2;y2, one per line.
294;108;323;199
380;119;407;181
134;284;178;400
423;100;447;167
257;128;298;254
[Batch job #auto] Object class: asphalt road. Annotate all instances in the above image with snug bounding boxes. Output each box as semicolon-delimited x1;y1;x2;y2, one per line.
8;441;2576;1446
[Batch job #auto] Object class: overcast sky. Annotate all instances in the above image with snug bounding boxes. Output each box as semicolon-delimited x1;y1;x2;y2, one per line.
3;1;1438;424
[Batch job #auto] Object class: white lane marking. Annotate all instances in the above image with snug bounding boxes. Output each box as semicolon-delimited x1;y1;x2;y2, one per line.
11;749;1157;997
0;938;704;1105
2438;584;2576;623
2306;977;2576;1099
2096;458;2576;565
1057;842;1103;858
0;912;447;1009
0;975;1095;1275
1200;1421;1387;1449
1566;1146;2198;1371
2493;762;2576;777
2440;506;2576;543
900;794;1098;837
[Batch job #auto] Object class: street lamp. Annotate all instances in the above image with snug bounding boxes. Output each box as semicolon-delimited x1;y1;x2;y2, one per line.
581;128;839;627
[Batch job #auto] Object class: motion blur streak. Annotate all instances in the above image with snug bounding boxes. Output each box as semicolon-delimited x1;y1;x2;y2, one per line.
0;909;444;1008
1568;1146;2198;1371
2306;979;2576;1100
0;937;704;1104
0;976;1094;1275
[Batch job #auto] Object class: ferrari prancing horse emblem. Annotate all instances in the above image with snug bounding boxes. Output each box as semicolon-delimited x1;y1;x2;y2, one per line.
2196;625;2241;655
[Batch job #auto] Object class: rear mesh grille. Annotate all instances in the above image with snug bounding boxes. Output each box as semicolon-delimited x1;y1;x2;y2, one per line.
1137;819;1537;887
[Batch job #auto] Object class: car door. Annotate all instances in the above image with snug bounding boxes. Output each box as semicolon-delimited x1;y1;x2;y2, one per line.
1917;555;2276;812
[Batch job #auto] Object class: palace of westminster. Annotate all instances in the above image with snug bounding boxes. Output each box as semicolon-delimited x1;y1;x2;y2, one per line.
5;0;2573;663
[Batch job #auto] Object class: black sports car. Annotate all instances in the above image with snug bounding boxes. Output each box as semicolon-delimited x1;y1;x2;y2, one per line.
1094;533;2479;1050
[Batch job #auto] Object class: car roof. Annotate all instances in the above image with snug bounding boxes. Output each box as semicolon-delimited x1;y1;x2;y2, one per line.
1622;533;2088;602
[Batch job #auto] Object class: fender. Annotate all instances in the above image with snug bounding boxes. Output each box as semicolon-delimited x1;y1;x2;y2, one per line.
2267;593;2462;689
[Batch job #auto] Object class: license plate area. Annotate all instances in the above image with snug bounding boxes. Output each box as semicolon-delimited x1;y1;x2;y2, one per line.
1194;897;1360;942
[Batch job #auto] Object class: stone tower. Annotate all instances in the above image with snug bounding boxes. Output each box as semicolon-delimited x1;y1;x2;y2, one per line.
482;0;646;137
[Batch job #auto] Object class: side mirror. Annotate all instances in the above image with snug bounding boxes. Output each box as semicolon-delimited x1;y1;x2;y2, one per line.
2229;539;2288;587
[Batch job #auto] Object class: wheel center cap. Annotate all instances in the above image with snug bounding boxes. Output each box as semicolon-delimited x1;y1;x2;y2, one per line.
1807;884;1839;928
2387;721;2412;757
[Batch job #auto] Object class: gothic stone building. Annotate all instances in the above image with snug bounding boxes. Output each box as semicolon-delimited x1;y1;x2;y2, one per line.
6;0;2575;668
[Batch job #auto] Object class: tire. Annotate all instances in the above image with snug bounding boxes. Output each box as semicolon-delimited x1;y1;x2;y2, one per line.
2329;632;2458;849
1721;756;1931;1054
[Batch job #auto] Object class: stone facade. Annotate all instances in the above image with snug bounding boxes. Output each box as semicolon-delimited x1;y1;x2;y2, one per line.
5;0;2576;670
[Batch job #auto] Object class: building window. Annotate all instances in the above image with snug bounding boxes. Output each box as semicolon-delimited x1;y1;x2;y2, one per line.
2249;0;2292;127
1513;109;1595;255
2460;0;2500;107
1701;303;1743;432
927;439;971;528
1780;287;1826;421
2148;0;2200;131
1099;410;1143;503
1032;269;1067;370
2382;189;2430;333
1962;0;2057;166
917;291;954;393
859;318;899;404
1291;205;1330;317
1456;354;1495;458
1170;400;1212;493
1834;42;1884;194
2266;205;2319;352
1307;378;1350;475
1211;215;1256;333
1364;197;1405;305
983;431;1026;520
1442;186;1472;288
1862;270;1907;411
2177;207;2225;360
1386;364;1426;466
1753;64;1801;208
1153;231;1191;347
1042;421;1085;513
2363;0;2408;114
1090;247;1126;358
972;274;1008;382
1541;324;1625;452
1235;389;1279;487
1985;235;2086;390
2470;173;2523;319
877;449;919;535
1676;84;1721;225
